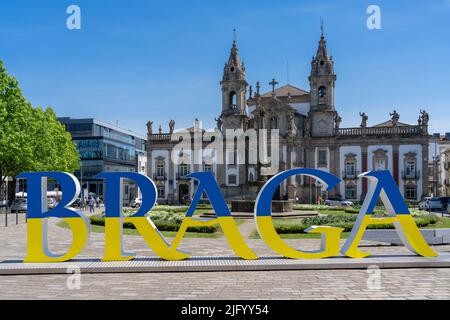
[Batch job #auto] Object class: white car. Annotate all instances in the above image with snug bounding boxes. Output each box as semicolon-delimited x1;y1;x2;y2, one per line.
325;198;354;207
340;200;355;207
10;199;27;212
130;198;142;208
419;197;431;210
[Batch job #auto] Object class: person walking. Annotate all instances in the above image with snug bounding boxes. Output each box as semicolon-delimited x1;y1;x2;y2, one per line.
88;197;95;214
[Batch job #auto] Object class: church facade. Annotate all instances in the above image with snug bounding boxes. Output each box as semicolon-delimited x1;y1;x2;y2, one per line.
146;32;430;205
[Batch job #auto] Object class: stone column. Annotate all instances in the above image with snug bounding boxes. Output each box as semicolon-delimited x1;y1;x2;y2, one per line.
422;142;429;199
393;144;400;186
361;145;368;200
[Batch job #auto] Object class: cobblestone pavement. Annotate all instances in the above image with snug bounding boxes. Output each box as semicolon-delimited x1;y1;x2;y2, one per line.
0;219;450;300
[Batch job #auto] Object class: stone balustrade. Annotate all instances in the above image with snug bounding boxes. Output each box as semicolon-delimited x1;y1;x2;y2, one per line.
337;125;424;137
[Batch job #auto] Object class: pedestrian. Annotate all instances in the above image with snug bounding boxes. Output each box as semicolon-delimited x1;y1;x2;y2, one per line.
88;197;95;214
96;196;100;208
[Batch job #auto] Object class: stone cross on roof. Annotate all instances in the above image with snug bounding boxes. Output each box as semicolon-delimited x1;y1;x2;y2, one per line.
269;78;278;93
320;18;324;37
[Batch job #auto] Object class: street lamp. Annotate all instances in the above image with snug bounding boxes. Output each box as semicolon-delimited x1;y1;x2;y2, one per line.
79;161;83;200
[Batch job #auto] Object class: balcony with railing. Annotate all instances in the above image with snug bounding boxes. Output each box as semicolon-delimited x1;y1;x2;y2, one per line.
176;172;191;180
337;125;423;137
153;173;167;180
401;170;421;180
342;170;360;180
149;133;172;143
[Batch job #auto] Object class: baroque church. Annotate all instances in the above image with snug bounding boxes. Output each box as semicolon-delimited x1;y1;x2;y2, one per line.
146;30;430;205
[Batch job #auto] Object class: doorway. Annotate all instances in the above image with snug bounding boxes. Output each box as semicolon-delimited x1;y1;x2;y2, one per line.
178;184;190;205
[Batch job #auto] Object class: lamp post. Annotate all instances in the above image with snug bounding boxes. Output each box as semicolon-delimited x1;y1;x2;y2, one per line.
79;161;83;200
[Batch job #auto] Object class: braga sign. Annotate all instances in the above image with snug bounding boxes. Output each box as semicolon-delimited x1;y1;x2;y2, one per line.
17;169;437;263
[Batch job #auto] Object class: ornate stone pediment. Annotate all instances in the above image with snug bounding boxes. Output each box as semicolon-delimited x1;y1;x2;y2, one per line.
372;148;388;170
372;148;389;157
404;151;417;159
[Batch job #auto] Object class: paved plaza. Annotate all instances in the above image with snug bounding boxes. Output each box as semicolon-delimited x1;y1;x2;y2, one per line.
0;219;450;300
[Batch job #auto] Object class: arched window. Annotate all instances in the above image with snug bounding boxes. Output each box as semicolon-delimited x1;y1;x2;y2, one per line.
270;116;278;129
229;92;237;109
318;86;327;98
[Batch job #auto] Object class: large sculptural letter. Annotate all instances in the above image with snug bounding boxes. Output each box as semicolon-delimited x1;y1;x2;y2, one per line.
18;172;90;263
95;172;190;261
255;169;344;259
170;172;258;260
341;171;438;258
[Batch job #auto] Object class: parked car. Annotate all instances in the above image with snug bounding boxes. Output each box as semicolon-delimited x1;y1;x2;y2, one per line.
10;199;27;212
419;197;431;210
428;197;450;212
324;198;354;207
130;198;142;208
47;198;56;209
324;198;341;206
340;200;355;207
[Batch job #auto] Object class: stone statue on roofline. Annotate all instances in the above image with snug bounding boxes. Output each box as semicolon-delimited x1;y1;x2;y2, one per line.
334;113;342;130
169;120;175;135
390;110;400;127
304;117;311;138
146;121;153;135
359;112;368;128
215;116;223;131
420;109;429;126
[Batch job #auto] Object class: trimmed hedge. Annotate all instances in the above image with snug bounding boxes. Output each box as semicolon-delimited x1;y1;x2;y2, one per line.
271;215;439;234
89;215;218;234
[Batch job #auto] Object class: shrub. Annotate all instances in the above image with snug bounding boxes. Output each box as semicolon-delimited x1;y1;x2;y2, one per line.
270;214;439;234
89;214;218;234
151;205;188;213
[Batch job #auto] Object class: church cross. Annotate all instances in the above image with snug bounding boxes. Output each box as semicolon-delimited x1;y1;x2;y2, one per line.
269;78;278;93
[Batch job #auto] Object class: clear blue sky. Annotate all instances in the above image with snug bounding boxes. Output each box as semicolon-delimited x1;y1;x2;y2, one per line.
1;0;449;136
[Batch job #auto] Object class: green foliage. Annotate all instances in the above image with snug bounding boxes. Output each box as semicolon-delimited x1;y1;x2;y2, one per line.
0;60;79;185
271;214;439;234
151;205;189;213
89;213;218;234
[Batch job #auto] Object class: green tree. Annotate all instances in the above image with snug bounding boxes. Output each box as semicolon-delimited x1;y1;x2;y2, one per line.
0;60;79;199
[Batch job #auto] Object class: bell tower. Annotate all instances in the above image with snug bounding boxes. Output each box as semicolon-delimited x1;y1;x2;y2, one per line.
308;23;338;137
220;31;248;130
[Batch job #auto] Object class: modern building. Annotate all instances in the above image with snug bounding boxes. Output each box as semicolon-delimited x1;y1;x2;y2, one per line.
429;133;450;197
146;29;432;205
59;117;147;204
